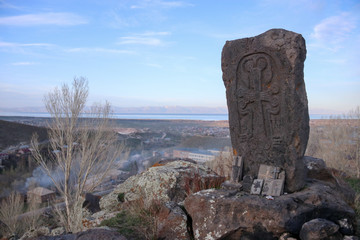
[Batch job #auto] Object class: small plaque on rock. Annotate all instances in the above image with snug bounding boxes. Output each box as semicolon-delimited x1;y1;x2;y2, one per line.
262;179;284;196
258;164;281;180
250;179;264;195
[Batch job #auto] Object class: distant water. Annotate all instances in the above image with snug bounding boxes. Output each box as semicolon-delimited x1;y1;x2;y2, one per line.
0;112;333;121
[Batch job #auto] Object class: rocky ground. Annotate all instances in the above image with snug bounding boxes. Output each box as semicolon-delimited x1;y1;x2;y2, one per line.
17;157;359;240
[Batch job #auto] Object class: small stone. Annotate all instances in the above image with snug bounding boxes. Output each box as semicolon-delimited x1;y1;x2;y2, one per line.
50;227;65;236
337;218;354;235
299;218;341;240
231;156;243;182
265;195;274;200
343;236;359;240
221;180;243;191
279;232;296;240
242;175;254;192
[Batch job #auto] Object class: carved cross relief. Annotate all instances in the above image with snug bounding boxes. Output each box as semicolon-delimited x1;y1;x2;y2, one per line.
235;53;282;150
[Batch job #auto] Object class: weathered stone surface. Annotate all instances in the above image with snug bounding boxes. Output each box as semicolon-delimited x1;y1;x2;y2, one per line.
262;179;284;196
100;160;225;211
157;202;190;240
279;232;297;240
343;236;359;240
23;228;127;240
20;227;51;240
303;156;326;176
231;156;243;182
82;193;101;213
242;175;254;192
221;180;243;191
299;218;341;240
76;229;127;240
258;164;280;180
303;156;355;206
222;28;309;192
184;180;356;240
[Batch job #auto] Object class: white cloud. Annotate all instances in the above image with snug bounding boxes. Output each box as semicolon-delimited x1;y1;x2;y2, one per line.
0;0;23;10
0;41;54;48
130;0;193;9
311;12;357;46
118;36;163;46
141;31;170;36
11;62;37;66
0;12;87;26
65;47;134;54
117;31;171;46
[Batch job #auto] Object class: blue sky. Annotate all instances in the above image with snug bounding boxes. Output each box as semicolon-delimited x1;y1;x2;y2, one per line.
0;0;359;114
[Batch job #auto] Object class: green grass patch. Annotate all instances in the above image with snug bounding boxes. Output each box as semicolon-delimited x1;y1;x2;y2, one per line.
100;208;157;240
345;178;360;194
345;177;360;236
117;193;125;203
100;211;143;239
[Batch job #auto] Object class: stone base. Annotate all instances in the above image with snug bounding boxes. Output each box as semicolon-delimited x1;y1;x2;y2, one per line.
184;179;357;240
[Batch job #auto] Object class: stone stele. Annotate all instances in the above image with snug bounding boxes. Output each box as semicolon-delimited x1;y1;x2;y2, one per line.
222;29;309;192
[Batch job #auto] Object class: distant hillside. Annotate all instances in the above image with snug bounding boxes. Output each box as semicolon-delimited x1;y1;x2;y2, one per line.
0;120;48;151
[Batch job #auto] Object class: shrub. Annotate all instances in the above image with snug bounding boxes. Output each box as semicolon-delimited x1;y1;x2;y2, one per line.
100;197;160;240
117;193;125;203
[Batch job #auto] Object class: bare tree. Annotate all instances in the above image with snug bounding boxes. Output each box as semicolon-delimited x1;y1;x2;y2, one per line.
0;192;25;238
31;77;126;232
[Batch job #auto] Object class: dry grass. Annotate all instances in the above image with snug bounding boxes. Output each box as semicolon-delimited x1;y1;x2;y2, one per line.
206;150;233;180
24;195;42;231
306;107;360;178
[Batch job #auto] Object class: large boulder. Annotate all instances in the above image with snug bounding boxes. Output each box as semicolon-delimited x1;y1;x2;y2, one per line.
304;156;355;205
184;180;356;240
100;160;225;211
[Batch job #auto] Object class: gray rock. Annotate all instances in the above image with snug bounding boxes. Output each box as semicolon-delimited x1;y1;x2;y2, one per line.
184;181;356;240
75;229;127;240
23;229;127;240
343;236;359;240
279;232;297;240
157;202;190;240
302;157;355;206
222;28;309;192
100;160;225;211
303;156;326;172
299;218;341;240
50;227;65;236
20;226;50;240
